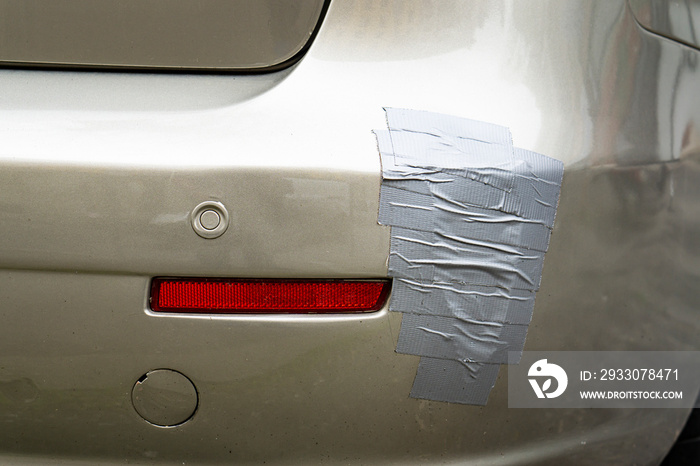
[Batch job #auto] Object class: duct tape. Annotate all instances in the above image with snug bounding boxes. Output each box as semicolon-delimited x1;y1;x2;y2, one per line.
375;108;563;405
378;184;554;252
410;358;500;405
390;278;535;325
396;313;527;364
388;227;546;291
378;130;560;227
384;108;516;191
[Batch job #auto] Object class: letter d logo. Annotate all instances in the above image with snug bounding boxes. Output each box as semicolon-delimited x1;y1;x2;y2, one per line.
528;359;568;399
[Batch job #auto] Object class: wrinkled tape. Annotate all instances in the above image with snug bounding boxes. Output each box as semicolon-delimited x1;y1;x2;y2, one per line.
388;227;546;290
382;108;515;191
410;358;500;405
376;108;563;405
379;184;553;252
377;130;561;226
396;313;527;363
390;278;535;325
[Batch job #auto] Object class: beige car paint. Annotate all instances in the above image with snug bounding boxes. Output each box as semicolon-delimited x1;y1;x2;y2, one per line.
0;0;699;464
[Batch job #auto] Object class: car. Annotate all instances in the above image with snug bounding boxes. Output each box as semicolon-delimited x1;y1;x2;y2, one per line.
0;0;699;464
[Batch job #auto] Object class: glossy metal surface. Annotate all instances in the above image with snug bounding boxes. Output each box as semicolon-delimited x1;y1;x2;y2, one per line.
0;0;328;70
0;0;699;464
0;167;387;277
630;0;700;50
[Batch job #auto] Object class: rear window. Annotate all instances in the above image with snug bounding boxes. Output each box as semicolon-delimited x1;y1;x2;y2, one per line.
0;0;329;72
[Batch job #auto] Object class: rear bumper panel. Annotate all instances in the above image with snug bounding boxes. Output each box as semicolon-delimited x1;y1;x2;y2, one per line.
1;0;700;464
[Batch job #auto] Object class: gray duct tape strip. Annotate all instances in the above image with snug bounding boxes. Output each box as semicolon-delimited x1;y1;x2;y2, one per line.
396;313;527;364
410;358;500;405
385;107;513;147
376;108;563;405
378;130;559;227
388;227;546;290
384;108;516;191
379;184;553;252
390;278;535;325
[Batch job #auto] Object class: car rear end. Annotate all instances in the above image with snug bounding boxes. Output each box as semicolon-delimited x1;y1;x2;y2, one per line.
1;0;699;464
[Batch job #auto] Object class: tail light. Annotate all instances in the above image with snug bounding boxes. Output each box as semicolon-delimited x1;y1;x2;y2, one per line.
150;278;391;314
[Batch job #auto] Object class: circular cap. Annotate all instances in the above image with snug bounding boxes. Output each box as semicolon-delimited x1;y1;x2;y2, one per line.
191;201;229;239
132;369;198;427
199;210;221;230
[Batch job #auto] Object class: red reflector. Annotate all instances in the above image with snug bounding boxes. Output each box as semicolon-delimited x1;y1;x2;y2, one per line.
150;278;391;314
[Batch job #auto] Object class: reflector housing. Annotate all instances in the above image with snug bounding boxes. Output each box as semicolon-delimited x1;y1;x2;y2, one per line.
150;278;391;314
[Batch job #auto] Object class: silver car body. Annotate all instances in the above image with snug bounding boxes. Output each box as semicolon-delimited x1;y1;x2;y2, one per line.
0;0;699;464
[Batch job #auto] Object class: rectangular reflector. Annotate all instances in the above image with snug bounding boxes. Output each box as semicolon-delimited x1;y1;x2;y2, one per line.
150;278;391;314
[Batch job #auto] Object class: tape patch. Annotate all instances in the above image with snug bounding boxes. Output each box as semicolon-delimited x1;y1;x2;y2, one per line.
376;108;563;405
410;357;501;405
